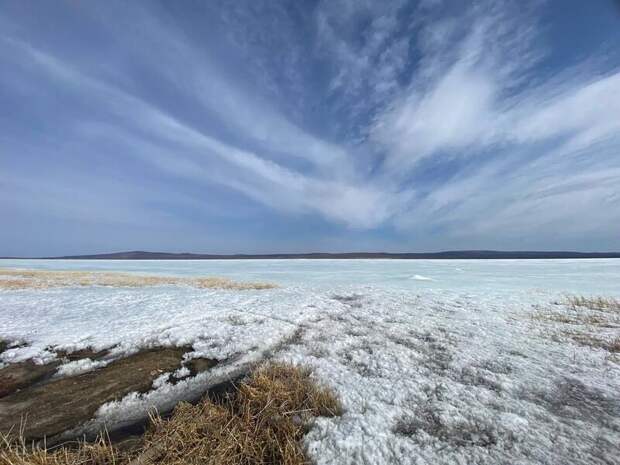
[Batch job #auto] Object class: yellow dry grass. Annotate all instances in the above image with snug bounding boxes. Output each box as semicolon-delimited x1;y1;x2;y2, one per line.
562;332;620;354
531;310;611;327
0;363;341;465
533;295;620;359
0;434;120;465
534;294;620;328
0;269;276;291
564;295;620;313
143;362;342;465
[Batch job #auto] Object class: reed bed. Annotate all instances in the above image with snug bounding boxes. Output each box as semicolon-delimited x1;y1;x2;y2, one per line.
0;269;276;291
0;362;341;465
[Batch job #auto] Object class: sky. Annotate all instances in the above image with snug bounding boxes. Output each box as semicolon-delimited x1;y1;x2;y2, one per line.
1;0;619;256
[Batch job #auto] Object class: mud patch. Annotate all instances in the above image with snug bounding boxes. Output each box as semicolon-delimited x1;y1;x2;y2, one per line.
185;357;219;377
0;346;210;441
0;359;61;398
331;294;364;308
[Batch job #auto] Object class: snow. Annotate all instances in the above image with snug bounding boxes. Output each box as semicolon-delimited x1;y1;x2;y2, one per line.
1;259;619;464
55;358;109;377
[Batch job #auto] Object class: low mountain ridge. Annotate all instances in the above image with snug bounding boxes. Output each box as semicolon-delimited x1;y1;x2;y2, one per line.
23;250;620;259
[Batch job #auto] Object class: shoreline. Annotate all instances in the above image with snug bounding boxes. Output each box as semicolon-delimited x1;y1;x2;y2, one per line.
3;250;620;260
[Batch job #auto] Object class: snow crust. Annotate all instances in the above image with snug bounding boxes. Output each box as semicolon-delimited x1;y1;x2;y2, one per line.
1;259;619;464
55;358;109;377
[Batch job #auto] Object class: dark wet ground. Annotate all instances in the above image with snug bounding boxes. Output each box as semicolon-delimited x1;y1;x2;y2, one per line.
0;345;220;445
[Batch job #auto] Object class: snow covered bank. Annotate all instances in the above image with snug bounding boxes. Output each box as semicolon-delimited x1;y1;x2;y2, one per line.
284;291;620;464
1;259;619;464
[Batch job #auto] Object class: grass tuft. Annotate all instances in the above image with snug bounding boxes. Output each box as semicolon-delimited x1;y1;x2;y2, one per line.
531;310;611;327
564;296;620;313
0;362;341;465
0;433;120;465
563;333;620;354
533;295;620;359
144;362;341;465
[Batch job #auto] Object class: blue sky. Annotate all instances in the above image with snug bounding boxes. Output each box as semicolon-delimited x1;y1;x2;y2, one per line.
1;0;619;256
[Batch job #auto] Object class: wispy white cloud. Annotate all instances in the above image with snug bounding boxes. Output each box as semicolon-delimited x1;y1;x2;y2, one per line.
370;2;620;169
1;0;618;252
5;35;398;229
351;0;620;248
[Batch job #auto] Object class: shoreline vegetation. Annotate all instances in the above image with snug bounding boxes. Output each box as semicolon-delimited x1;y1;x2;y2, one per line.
0;269;277;291
0;362;341;465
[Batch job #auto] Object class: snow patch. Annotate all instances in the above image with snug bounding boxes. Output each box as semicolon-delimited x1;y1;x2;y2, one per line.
55;358;108;377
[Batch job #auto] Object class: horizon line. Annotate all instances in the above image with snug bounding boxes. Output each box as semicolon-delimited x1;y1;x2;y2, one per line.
2;249;620;260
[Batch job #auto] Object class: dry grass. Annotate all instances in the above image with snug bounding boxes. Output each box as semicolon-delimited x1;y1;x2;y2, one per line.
144;362;341;465
0;269;276;291
532;296;620;359
531;310;611;327
0;363;341;465
562;332;620;354
0;434;121;465
564;295;620;313
533;294;620;328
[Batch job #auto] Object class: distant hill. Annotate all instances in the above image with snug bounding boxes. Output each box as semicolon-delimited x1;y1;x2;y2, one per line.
19;250;620;259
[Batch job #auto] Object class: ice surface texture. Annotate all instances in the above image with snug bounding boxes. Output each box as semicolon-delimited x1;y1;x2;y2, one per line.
1;259;619;464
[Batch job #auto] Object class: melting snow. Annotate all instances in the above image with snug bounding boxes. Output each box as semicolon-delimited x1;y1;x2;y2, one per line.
1;259;619;464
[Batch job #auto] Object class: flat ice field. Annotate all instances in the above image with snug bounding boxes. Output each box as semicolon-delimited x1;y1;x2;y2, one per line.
1;259;619;464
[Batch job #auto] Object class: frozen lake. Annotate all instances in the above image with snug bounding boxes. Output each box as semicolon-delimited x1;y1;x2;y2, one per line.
1;259;619;464
1;257;619;293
